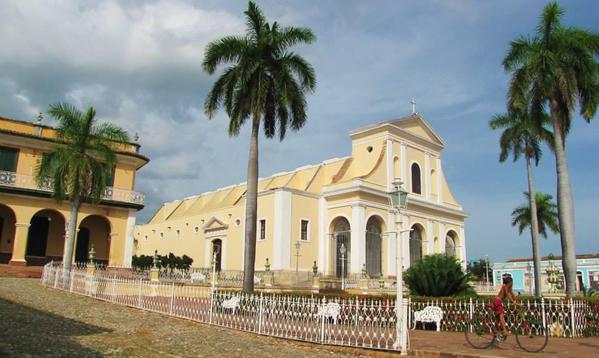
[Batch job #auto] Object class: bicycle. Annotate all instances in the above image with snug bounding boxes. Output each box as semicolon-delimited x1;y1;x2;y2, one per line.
464;301;549;353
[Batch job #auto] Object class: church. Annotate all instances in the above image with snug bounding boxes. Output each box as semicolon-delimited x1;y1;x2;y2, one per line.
134;112;468;277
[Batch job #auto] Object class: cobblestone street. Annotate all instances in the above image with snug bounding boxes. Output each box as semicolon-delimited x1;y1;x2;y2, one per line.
1;277;598;357
0;278;360;357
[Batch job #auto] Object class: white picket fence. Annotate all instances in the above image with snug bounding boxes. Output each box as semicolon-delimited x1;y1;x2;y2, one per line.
41;263;404;351
40;262;597;353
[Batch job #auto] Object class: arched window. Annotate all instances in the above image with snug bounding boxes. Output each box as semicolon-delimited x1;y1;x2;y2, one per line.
445;231;457;258
331;217;351;278
409;224;423;264
212;239;222;272
411;163;421;194
365;216;383;277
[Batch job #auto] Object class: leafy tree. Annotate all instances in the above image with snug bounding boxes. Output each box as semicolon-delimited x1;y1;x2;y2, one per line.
512;192;559;238
467;258;491;282
489;107;552;296
404;254;474;297
503;2;599;296
202;1;316;291
37;103;128;274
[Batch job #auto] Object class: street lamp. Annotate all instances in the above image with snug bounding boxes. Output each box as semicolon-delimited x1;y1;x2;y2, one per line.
388;178;409;355
340;243;347;290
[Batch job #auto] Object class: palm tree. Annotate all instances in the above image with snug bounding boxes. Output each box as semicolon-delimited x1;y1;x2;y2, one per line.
489;108;552;296
202;1;316;292
503;2;599;296
512;192;560;240
37;103;129;274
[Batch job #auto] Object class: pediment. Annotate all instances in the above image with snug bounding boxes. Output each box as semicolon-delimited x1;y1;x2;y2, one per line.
391;114;446;147
203;216;228;231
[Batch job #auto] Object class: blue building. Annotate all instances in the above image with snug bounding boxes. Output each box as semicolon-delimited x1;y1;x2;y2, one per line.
492;254;599;294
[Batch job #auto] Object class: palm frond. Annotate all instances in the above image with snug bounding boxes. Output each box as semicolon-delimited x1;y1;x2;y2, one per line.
202;36;248;74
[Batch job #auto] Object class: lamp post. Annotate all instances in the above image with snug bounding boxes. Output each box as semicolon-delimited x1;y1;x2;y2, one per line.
388;178;409;355
340;243;347;291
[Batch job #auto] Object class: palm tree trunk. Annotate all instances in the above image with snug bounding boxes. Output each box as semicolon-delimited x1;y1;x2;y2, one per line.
526;156;542;297
243;118;260;292
63;193;81;274
550;99;577;297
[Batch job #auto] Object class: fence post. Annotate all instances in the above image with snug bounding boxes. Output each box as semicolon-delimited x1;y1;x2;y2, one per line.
258;291;264;334
111;274;117;302
137;279;143;308
541;297;546;332
209;287;215;324
320;297;326;344
468;297;473;333
54;267;59;288
69;271;75;292
569;298;575;337
169;282;175;315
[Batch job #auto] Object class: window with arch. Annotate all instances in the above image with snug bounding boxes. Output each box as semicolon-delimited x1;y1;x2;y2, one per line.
365;216;383;277
445;231;457;258
411;163;421;194
409;224;423;264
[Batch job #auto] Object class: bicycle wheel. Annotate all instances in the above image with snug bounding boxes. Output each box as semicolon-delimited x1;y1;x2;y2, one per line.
515;322;548;353
464;309;496;349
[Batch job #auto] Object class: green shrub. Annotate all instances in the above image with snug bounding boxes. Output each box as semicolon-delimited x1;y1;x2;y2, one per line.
404;254;474;297
131;253;193;271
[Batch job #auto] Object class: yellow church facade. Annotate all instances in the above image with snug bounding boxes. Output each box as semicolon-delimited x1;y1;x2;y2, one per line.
0;116;148;266
135;113;467;277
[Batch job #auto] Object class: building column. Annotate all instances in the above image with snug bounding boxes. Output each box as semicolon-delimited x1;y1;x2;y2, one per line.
400;144;407;182
273;190;291;270
401;214;410;269
351;204;365;274
438;222;446;254
386;210;396;276
123;209;136;267
318;197;326;274
426;219;434;255
436;157;443;204
386;138;393;191
459;226;467;270
9;223;30;266
425;153;431;200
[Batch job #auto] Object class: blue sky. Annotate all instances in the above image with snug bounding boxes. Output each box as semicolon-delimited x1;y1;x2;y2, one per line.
0;0;597;263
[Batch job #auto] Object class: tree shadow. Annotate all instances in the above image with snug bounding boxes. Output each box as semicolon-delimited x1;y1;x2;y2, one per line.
0;297;111;357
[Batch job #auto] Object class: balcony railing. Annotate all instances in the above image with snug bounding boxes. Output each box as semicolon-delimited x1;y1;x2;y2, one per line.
0;170;144;206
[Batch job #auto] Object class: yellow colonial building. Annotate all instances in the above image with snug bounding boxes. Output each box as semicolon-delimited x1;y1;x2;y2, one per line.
135;113;467;277
0;115;148;266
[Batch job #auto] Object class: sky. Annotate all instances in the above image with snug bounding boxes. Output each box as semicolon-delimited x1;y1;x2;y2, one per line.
0;0;597;264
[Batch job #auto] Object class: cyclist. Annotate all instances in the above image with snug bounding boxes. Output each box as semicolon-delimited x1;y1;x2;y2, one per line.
490;276;517;337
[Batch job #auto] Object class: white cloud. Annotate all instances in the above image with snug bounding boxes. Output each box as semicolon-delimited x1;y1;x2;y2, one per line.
0;0;244;71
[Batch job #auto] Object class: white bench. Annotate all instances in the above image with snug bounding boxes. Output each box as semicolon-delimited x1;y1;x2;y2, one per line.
318;303;341;324
413;306;443;331
190;272;207;283
222;296;241;315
